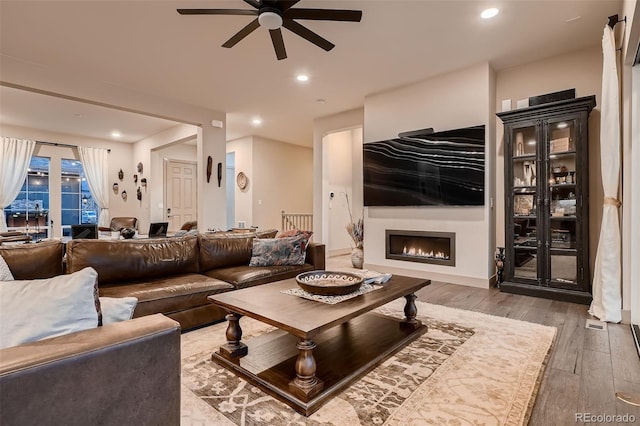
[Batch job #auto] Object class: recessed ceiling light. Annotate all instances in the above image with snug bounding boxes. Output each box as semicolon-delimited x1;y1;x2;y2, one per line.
481;8;499;19
111;131;121;138
252;118;263;126
557;122;568;128
296;75;309;82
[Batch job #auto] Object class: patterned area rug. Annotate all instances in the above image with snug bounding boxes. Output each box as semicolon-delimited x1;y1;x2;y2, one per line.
181;300;556;426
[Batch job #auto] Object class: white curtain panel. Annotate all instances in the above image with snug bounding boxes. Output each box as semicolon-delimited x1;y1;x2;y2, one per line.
0;137;36;232
78;146;110;228
589;26;622;323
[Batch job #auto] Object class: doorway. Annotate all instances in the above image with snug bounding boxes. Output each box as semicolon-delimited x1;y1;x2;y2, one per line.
164;159;197;231
322;127;363;257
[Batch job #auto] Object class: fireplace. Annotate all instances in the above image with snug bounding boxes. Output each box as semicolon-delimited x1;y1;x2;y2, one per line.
385;230;455;266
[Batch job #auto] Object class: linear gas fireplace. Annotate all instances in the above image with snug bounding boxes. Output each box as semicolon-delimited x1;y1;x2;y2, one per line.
385;230;456;267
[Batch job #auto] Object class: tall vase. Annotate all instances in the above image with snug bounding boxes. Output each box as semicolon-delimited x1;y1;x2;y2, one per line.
351;245;364;269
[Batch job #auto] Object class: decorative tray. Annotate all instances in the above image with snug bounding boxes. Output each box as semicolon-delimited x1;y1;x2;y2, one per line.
295;270;364;296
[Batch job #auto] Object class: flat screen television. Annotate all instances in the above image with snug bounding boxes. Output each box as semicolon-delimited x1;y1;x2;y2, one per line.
363;125;485;206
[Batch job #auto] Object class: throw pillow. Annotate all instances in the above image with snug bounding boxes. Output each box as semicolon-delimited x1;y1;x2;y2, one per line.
249;235;307;267
0;267;100;349
276;229;313;251
0;255;14;281
99;297;138;325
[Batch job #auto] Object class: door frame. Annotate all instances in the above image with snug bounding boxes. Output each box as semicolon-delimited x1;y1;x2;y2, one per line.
163;158;198;227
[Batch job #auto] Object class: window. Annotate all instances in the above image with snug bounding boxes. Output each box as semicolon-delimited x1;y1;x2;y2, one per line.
61;159;98;237
5;156;50;240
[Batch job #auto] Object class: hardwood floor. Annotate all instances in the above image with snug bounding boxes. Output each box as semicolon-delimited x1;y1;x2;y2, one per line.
327;255;640;425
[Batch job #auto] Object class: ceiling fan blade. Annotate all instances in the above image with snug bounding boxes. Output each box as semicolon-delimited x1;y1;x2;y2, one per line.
269;29;287;60
243;0;262;9
177;9;258;16
284;8;362;22
276;1;301;12
282;19;334;51
222;18;261;48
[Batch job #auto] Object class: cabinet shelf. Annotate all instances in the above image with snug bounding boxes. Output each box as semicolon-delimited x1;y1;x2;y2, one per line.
497;95;595;304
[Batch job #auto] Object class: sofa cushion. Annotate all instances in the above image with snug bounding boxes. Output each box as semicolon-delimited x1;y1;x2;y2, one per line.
66;235;199;284
99;297;138;324
0;267;100;349
249;235;308;267
204;263;314;289
198;229;279;271
0;240;64;279
0;256;14;281
98;274;233;317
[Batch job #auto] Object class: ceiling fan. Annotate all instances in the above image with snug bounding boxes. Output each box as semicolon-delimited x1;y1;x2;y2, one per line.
177;0;362;60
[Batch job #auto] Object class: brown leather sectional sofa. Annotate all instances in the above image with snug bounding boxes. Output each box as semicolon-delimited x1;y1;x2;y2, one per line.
2;230;325;330
0;231;324;425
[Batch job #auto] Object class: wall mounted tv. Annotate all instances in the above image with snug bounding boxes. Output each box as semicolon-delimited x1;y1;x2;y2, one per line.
363;125;485;207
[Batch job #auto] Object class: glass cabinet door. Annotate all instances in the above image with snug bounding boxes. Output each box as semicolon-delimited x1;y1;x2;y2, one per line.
545;118;579;288
511;125;539;281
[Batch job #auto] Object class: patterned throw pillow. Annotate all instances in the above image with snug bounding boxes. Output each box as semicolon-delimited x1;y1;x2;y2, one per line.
276;229;313;251
0;255;14;281
249;235;307;267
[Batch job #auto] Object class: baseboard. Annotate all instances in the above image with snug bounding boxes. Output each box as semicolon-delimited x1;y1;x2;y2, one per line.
328;248;351;257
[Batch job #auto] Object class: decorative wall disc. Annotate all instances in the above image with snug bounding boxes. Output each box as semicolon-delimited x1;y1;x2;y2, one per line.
236;171;247;190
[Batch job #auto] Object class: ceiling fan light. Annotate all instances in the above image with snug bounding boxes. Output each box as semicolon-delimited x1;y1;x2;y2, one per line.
258;11;282;30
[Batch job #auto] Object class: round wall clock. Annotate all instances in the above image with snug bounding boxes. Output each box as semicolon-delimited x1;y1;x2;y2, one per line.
236;172;248;190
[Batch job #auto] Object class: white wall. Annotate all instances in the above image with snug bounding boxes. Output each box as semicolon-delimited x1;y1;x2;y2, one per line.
363;63;494;287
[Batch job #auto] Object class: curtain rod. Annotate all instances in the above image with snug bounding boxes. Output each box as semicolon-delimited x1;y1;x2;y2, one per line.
608;14;626;29
36;140;111;153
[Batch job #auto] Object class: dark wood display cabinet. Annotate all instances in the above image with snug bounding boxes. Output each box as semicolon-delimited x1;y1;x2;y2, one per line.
497;95;596;304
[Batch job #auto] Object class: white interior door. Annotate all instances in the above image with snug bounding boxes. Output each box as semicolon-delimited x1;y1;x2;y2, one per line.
165;160;197;231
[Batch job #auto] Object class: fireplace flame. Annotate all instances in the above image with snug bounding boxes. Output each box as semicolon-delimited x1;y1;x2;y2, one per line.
402;246;449;260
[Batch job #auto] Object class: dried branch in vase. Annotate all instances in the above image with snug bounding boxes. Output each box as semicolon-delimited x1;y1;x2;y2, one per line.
344;192;364;248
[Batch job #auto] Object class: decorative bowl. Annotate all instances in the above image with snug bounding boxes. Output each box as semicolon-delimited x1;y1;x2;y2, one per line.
295;271;364;296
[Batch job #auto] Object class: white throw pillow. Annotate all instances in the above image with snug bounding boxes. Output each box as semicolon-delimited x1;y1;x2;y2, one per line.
99;297;138;325
0;256;14;281
0;267;99;349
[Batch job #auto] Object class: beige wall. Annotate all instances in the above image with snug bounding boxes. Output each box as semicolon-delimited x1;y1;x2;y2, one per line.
227;136;313;231
495;46;604;285
363;63;494;287
252;136;313;231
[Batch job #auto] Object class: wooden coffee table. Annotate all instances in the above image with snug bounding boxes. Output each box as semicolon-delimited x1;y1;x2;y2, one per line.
207;274;430;415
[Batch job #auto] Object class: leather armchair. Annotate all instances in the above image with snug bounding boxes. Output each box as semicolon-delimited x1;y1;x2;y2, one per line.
0;314;181;426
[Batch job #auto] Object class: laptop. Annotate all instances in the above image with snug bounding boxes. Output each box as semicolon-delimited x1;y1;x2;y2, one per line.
148;222;169;238
71;224;98;239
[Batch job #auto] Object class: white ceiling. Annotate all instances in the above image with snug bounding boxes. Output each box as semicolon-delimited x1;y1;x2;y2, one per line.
0;1;622;147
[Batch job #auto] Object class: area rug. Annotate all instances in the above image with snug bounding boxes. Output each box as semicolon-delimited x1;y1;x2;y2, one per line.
180;299;556;426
